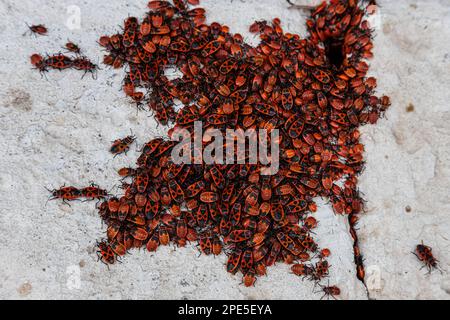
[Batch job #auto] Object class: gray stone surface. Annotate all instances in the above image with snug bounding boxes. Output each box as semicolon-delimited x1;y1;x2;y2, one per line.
0;0;448;299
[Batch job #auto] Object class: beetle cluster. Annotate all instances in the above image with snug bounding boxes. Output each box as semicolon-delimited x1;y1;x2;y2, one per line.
30;53;98;78
47;0;390;290
413;242;441;273
29;36;98;78
25;24;48;36
47;184;109;205
48;184;109;201
110;134;137;156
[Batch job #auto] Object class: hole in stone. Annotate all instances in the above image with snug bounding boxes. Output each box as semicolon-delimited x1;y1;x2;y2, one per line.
324;38;345;69
406;103;415;112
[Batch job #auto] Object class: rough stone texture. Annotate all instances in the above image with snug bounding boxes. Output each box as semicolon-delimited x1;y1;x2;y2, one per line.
0;0;448;300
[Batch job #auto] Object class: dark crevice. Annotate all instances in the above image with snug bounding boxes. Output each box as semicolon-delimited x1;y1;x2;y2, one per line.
324;38;345;69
